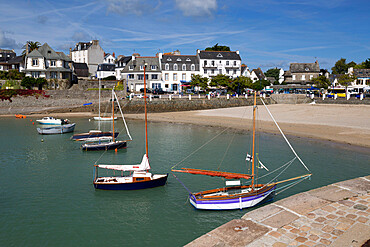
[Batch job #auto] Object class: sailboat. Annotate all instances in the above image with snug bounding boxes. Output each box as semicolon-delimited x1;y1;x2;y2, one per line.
93;79;117;121
71;79;118;142
172;92;312;210
93;62;168;190
81;88;132;151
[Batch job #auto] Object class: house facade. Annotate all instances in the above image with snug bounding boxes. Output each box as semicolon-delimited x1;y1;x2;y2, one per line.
24;43;72;81
197;50;241;79
250;68;266;82
284;61;320;84
115;56;132;80
121;56;162;92
349;67;370;86
70;40;104;77
97;64;116;79
159;53;200;92
103;53;115;64
0;49;17;71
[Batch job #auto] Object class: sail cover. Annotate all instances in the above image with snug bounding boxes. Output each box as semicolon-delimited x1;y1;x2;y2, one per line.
97;154;151;171
172;168;252;180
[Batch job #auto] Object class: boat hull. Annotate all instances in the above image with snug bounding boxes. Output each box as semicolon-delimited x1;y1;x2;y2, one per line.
81;140;127;151
37;123;76;135
93;116;117;121
71;132;119;141
190;185;276;210
94;174;168;190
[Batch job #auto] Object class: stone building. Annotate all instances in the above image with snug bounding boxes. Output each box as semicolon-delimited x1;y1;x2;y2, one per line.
284;61;320;84
70;40;104;77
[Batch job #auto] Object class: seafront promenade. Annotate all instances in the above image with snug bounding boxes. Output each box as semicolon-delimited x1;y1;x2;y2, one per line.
186;176;370;246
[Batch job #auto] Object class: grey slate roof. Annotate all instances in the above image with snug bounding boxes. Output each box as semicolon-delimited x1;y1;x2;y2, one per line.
73;62;89;77
161;55;199;71
290;61;320;73
199;51;241;60
0;49;16;62
73;42;92;51
116;56;132;68
353;69;370;78
252;68;265;80
37;43;61;60
27;49;43;58
8;55;24;64
122;57;161;73
98;64;115;71
57;52;72;62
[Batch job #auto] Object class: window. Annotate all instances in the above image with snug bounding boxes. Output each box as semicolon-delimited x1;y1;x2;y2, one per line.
204;61;207;66
226;69;229;74
50;60;56;67
151;65;156;70
177;58;181;61
152;83;161;89
167;58;172;61
165;64;169;70
32;59;38;66
217;53;223;58
173;73;177;81
173;64;178;70
204;69;207;73
129;65;134;70
138;74;144;80
211;69;214;74
211;61;215;66
191;64;195;71
302;75;306;80
186;58;191;61
165;84;169;88
152;74;158;80
165;73;169;81
50;71;58;79
128;74;134;79
292;75;296;80
140;65;144;70
234;61;237;66
310;75;313;80
226;61;229;66
182;73;186;81
182;64;186;70
219;69;222;74
233;70;236;74
31;71;40;78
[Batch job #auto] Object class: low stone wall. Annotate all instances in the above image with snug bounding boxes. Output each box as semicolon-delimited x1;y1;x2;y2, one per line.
315;97;370;105
270;94;312;104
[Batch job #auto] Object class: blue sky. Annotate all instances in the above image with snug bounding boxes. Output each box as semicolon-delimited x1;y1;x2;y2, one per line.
0;0;369;71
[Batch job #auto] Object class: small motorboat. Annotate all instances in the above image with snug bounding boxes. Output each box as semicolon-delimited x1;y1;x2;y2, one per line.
36;117;69;125
15;114;26;119
37;123;76;135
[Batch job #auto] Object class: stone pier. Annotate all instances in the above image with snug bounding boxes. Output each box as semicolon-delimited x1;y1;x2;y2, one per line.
186;176;370;247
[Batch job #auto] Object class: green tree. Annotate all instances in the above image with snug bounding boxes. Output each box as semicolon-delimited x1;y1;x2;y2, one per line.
331;58;357;74
310;75;331;89
264;68;280;83
230;76;253;93
251;79;270;91
209;74;231;89
338;74;357;98
354;58;370;69
35;78;47;90
21;77;36;89
190;74;209;91
205;43;230;51
22;41;41;56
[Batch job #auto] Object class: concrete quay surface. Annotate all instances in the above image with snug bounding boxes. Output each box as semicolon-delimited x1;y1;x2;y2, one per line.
186;176;370;247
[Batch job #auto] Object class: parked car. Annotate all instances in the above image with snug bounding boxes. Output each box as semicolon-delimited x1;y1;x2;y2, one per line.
140;88;152;93
153;88;165;94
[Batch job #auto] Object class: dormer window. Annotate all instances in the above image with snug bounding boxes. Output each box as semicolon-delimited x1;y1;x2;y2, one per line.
140;65;144;70
182;64;186;70
177;58;181;61
217;53;223;58
305;67;309;71
129;65;134;70
165;63;169;70
191;64;195;71
48;50;51;54
186;58;191;61
151;65;156;70
173;64;178;71
50;60;56;67
167;58;172;61
32;59;38;66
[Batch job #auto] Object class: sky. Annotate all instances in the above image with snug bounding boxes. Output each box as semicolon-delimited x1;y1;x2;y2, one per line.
0;0;369;71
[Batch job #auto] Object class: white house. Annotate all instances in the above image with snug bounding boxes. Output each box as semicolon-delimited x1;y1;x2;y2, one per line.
24;43;72;80
97;64;116;79
104;53;116;64
197;50;241;79
70;40;104;77
159;52;200;92
250;68;266;82
115;56;132;80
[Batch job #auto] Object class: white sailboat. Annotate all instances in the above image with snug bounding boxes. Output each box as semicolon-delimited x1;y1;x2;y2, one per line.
93;79;117;121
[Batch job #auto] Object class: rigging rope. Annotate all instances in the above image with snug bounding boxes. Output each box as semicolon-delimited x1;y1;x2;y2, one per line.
171;172;193;194
171;127;230;170
260;99;310;172
113;91;132;140
275;176;310;195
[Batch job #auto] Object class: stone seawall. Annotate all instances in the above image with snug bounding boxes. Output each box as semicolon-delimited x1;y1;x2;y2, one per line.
0;90;274;115
270;94;312;104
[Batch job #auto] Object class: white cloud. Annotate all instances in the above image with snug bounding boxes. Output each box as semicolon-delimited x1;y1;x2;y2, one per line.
0;30;22;49
176;0;217;16
105;0;161;16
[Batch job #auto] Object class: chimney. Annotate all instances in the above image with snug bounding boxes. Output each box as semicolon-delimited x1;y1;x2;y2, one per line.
92;40;99;46
112;52;115;58
69;48;72;58
26;42;29;55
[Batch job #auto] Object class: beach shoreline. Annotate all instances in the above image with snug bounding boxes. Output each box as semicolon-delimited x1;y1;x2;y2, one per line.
3;104;370;148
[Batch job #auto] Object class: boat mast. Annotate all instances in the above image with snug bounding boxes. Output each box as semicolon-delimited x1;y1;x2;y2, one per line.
112;88;115;142
251;91;257;189
144;62;148;157
98;78;101;130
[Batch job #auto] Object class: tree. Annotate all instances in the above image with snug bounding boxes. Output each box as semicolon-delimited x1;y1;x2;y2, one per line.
264;68;280;83
251;79;270;91
354;58;370;69
331;58;357;74
21;77;36;89
190;74;209;91
22;41;41;56
338;74;357;98
230;76;253;93
205;43;230;51
209;74;231;89
310;75;331;89
35;78;47;90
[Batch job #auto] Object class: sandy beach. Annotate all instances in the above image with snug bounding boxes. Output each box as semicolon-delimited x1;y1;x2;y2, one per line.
126;104;370;148
3;104;370;148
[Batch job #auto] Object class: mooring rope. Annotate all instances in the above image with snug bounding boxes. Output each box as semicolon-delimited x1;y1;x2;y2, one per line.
171;172;193;194
275;176;310;195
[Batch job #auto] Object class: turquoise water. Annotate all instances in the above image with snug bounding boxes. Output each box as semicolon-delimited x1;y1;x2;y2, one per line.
0;117;369;246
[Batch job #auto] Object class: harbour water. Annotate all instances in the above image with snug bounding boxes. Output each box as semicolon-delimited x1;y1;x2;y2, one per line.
0;117;369;246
